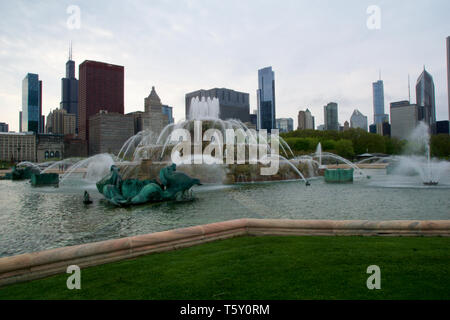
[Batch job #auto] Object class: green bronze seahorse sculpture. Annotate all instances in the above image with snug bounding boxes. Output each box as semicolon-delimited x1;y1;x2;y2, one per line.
96;163;201;206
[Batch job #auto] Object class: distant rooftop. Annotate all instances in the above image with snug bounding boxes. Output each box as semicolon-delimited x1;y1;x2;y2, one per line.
0;131;35;136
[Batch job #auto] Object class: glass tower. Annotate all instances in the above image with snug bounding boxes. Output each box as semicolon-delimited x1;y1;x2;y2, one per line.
324;102;338;131
416;67;436;134
162;105;174;124
22;73;42;133
257;67;276;132
372;80;386;124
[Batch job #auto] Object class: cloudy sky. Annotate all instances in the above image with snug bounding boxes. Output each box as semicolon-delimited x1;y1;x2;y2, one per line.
0;0;449;132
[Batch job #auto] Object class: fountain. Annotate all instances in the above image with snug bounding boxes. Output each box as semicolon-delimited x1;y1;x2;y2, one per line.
109;97;316;185
188;96;220;120
368;123;450;188
399;122;447;186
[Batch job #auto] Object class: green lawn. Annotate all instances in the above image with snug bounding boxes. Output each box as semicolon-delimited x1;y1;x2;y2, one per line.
1;236;449;300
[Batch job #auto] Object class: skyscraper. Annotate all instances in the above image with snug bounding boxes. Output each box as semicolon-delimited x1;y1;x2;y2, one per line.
78;60;124;142
390;100;421;140
257;67;276;132
142;86;169;136
372;79;388;124
324;102;338;131
60;44;79;132
162;105;174;124
416;67;436;134
350;109;368;131
446;36;450;120
298;109;314;130
276;118;293;133
0;122;8;132
21;73;42;134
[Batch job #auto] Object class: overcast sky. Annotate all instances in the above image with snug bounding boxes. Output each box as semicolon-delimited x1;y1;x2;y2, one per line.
1;0;449;132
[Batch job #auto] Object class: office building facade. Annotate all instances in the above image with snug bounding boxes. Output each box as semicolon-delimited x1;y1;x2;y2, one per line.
390;100;422;140
0;122;8;132
185;88;250;123
298;109;314;130
324;102;338;131
257;67;276;132
45;108;76;135
36;134;64;162
276;118;294;133
416;68;436;134
0;132;36;162
78;60;124;142
22;73;42;134
162;105;174;124
143;86;169;136
372;80;388;124
350;109;368;131
89;111;134;156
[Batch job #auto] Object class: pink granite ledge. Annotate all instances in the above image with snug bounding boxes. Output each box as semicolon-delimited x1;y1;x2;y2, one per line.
0;219;449;287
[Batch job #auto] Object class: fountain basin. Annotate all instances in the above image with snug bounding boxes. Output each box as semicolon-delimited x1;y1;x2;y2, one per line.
324;168;354;183
30;173;59;187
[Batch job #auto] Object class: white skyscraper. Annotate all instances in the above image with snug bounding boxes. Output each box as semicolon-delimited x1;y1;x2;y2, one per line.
350;109;368;131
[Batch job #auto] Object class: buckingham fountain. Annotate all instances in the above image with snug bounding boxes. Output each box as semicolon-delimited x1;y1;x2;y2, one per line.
95;97;318;189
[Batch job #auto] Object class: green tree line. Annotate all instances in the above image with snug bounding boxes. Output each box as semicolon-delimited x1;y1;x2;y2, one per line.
281;128;449;160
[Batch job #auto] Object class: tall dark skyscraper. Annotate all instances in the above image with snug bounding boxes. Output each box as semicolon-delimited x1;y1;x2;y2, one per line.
447;36;450;120
416;67;436;134
324;102;339;131
257;67;276;132
60;44;79;133
78;60;124;141
21;73;42;133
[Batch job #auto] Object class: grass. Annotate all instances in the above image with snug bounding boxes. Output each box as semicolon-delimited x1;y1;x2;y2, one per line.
0;236;449;300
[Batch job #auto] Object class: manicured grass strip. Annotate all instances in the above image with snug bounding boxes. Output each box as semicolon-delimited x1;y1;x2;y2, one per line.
0;236;449;300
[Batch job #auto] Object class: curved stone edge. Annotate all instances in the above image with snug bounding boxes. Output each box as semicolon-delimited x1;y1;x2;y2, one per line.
1;219;449;287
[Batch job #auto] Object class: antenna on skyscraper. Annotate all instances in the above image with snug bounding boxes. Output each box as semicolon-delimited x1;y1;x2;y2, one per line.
69;41;72;61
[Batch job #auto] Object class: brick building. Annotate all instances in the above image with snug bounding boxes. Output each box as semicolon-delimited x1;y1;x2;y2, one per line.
78;60;124;142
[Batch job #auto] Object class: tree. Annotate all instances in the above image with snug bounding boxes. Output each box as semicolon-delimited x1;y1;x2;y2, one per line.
335;139;355;159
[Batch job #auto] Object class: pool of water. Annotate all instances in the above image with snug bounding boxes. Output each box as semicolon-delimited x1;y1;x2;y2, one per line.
1;169;449;257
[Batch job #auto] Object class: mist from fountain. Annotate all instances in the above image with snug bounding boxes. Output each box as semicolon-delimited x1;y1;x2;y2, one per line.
59;154;115;186
188;96;220;120
16;161;42;172
315;142;323;168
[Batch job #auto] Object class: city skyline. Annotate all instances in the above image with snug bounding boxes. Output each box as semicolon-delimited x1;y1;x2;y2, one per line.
1;1;449;132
